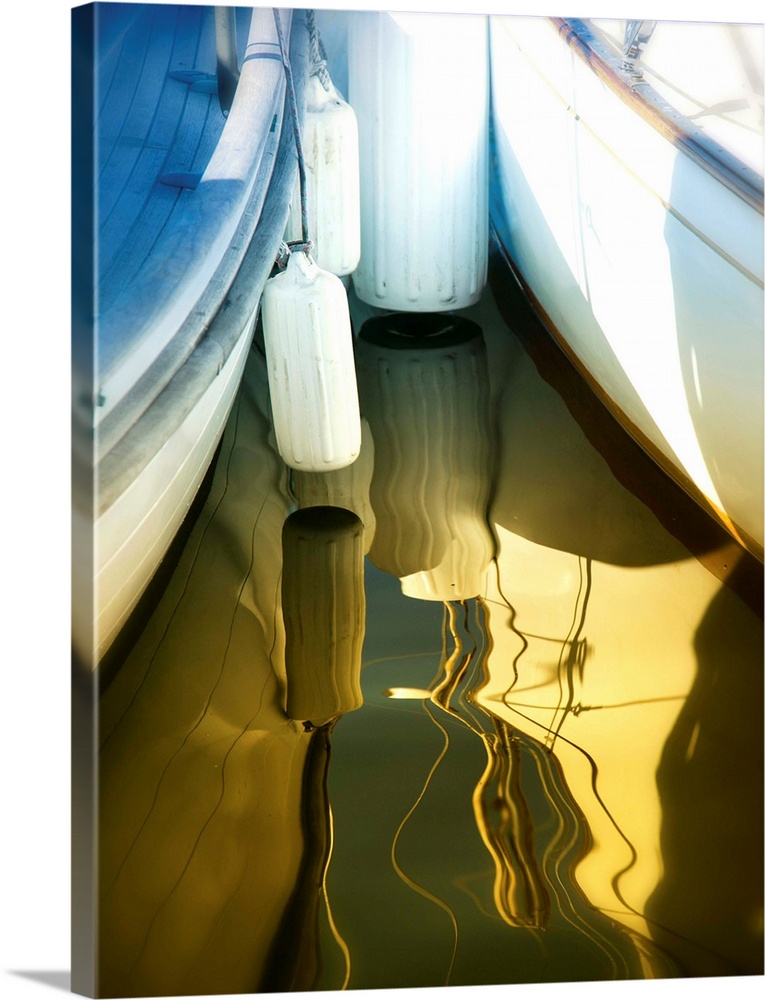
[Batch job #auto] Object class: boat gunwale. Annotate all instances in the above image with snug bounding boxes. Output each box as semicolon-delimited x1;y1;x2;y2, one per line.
551;16;764;215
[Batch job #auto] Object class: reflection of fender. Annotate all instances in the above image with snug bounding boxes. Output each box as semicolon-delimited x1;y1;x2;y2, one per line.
282;506;366;727
292;416;376;553
356;313;495;599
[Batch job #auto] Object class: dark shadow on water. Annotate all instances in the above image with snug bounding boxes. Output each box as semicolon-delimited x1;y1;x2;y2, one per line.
10;972;71;992
644;558;765;976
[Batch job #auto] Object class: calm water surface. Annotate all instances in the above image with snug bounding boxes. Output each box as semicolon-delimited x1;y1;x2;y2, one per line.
95;254;763;997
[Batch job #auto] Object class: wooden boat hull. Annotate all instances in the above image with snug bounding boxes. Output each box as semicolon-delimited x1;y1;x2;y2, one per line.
72;5;309;668
489;16;764;558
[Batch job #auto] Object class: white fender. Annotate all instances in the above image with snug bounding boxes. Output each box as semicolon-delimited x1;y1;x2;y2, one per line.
349;11;489;311
285;74;361;276
262;251;361;471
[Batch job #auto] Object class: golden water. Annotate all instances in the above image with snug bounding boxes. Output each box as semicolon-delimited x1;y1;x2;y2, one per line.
95;262;763;996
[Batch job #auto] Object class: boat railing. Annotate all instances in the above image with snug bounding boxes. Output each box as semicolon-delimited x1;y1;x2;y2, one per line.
554;18;764;214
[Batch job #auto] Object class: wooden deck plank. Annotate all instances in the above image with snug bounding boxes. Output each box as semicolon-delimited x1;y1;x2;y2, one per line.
97;6;178;196
98;149;181;311
97;6;167;156
98;84;212;276
121;8;179;146
99;85;223;308
96;5;145;122
96;3;229;310
159;81;220;176
146;5;210;149
96;9;173;255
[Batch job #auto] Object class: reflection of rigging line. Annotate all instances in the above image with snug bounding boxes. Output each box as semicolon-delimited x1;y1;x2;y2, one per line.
104;488;273;895
467;585;627;965
503;703;683;975
127;716;300;976
549;558;585;743
390;698;459;987
503;694;687;713
322;805;351;990
488;555;683;969
434;604;553;933
431;602;470;715
549;557;592;752
432;602;488;740
536;733;680;977
466;597;497;713
363;651;442;670
499;698;645;922
490;559;527;694
471;737;526;928
431;601;514;736
270;567;283;673
435;600;629;963
471;725;550;935
461;600;517;739
452;601;492;732
528;739;628;978
99;396;245;751
437;594;677;973
436;603;554;932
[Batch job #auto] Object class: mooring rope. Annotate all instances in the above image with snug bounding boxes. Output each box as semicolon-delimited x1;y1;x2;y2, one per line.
273;8;312;257
306;8;332;91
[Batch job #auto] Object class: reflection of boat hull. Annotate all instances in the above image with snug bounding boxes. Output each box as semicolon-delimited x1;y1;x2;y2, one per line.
72;5;308;668
489;16;764;559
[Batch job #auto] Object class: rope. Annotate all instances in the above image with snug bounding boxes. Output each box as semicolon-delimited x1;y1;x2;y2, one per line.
273;8;312;257
306;8;332;91
275;238;314;271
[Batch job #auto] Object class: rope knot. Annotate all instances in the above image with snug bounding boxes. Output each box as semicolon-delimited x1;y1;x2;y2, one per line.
275;239;315;270
310;58;332;91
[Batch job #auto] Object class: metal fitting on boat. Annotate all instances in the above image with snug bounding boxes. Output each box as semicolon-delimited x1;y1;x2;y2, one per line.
621;19;657;77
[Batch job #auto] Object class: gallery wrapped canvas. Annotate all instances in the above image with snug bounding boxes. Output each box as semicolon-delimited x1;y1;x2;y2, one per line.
72;3;763;998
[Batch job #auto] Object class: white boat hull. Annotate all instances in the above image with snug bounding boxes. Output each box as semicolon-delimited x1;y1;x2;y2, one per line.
89;322;253;665
489;16;764;557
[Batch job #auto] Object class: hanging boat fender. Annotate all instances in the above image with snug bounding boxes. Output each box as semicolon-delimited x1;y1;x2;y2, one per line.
284;73;361;276
262;248;362;472
349;11;489;311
